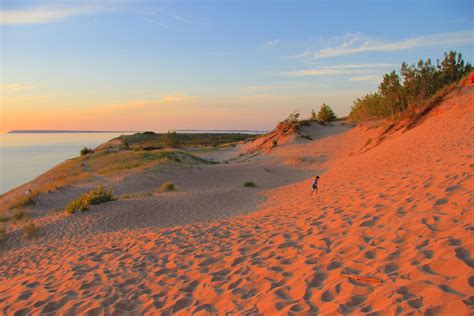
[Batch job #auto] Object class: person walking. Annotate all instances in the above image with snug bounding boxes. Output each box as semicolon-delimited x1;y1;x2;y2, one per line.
311;176;320;195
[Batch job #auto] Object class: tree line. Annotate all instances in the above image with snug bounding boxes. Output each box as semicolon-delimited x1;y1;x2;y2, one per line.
349;51;472;120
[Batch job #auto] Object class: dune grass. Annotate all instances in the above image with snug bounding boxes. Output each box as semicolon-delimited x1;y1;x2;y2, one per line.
243;181;257;188
114;132;258;151
65;187;116;214
159;182;176;192
23;221;38;239
87;150;214;176
0;158;91;214
0;149;214;219
0;225;5;243
9;191;38;210
119;191;154;200
80;147;94;156
13;209;30;222
119;182;176;199
406;81;459;130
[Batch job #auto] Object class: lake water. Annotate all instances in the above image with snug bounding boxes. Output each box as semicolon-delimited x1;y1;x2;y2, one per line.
0;133;128;194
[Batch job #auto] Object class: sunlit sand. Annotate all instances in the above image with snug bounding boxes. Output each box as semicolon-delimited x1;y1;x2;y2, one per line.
0;80;472;314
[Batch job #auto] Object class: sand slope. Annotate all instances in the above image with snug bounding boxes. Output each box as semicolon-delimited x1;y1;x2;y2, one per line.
0;86;473;315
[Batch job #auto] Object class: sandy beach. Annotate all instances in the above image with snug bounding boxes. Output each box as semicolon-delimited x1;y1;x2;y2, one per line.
0;84;473;315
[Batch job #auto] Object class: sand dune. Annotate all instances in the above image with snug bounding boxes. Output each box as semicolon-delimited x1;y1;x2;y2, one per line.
0;86;473;315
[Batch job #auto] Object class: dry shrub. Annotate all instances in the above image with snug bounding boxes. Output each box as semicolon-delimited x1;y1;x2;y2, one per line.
0;225;5;243
159;182;176;192
13;209;30;222
23;222;38;239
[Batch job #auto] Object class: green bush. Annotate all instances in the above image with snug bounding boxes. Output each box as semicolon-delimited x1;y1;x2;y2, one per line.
80;147;94;156
65;186;115;214
317;103;337;122
23;221;38;239
280;112;300;128
243;181;257;188
159;182;176;192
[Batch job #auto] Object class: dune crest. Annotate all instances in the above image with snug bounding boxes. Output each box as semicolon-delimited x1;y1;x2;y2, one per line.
0;85;473;315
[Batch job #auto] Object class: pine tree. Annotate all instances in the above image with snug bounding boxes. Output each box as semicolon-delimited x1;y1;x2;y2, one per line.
317;103;337;122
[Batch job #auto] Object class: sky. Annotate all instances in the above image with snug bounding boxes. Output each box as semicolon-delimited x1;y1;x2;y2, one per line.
1;0;473;132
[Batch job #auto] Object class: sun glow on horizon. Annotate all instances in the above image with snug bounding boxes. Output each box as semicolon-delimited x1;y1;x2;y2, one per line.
1;1;472;132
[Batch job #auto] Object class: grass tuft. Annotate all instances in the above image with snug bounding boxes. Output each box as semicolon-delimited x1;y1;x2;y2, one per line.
80;147;94;156
65;186;115;214
23;221;38;239
0;225;5;243
13;209;30;222
159;182;176;192
10;191;38;210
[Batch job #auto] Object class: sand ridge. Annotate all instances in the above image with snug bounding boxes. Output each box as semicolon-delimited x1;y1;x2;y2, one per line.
0;86;473;315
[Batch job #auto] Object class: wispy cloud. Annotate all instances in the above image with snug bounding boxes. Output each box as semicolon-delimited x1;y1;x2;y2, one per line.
349;75;381;82
0;4;107;25
168;13;192;24
248;85;274;91
1;83;37;92
265;39;280;47
145;10;192;26
299;30;474;59
143;17;169;28
1;95;52;106
282;63;394;77
210;51;236;56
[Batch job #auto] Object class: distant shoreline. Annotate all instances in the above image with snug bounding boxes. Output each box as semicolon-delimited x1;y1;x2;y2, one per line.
8;129;268;134
8;130;137;134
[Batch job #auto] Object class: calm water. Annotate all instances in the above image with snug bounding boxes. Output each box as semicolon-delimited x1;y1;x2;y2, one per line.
0;133;128;194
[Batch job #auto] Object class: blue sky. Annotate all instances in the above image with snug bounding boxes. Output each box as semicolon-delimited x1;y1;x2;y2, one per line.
1;0;473;131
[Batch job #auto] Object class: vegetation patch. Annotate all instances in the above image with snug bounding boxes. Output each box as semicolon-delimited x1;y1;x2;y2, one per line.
159;182;176;192
23;222;38;239
80;147;94;156
406;81;458;130
0;158;92;211
10;191;38;210
349;51;471;121
0;225;5;243
300;134;313;140
243;181;257;188
87;150;215;176
13;209;30;222
112;132;258;151
317;103;337;122
120;191;154;200
65;186;116;214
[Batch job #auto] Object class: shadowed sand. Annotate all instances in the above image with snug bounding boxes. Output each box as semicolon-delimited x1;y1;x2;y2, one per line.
0;86;473;315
